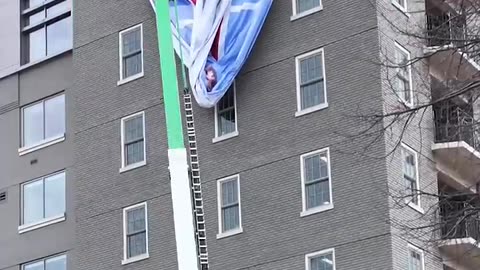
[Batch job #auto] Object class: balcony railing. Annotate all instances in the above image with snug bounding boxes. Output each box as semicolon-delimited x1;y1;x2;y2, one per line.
442;215;480;242
434;104;480;151
426;11;466;47
440;196;480;242
441;203;480;242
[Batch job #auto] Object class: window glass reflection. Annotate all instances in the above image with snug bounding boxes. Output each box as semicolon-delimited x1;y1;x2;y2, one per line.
29;28;46;62
23;102;44;146
47;16;72;55
45;94;65;139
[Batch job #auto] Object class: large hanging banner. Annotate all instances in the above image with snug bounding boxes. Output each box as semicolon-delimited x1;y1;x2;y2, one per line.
149;0;273;108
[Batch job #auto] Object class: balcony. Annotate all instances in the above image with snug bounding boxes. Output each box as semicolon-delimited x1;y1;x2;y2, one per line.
439;194;480;268
425;1;480;80
432;101;480;191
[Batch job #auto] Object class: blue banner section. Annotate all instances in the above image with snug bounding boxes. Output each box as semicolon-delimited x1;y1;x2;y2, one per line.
151;0;273;108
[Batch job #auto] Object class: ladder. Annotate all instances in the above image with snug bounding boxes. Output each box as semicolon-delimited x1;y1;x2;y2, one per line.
183;93;209;270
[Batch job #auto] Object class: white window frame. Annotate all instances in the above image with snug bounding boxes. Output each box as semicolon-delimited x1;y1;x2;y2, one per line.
394;42;414;107
19;93;66;156
120;111;147;173
217;174;243;239
118;24;144;85
22;254;67;270
295;48;328;117
407;243;425;270
122;202;149;265
305;248;336;270
300;147;334;217
401;143;423;213
392;0;408;14
291;0;323;21
18;170;67;234
213;81;239;143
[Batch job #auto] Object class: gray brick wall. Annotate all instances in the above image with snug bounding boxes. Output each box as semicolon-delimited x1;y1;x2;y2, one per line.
375;0;444;269
195;24;395;269
73;1;178;269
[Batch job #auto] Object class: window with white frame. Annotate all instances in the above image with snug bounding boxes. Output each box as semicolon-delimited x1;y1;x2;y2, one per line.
296;48;327;114
305;248;335;270
394;43;413;106
392;0;407;12
217;175;242;236
121;112;146;170
301;148;332;215
21;171;66;227
214;83;237;139
123;202;149;263
22;254;67;270
119;24;144;82
293;0;322;16
21;0;72;64
401;144;420;207
407;244;425;270
22;93;65;149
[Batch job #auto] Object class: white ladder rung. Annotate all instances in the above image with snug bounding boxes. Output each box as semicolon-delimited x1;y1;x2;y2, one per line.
183;94;208;269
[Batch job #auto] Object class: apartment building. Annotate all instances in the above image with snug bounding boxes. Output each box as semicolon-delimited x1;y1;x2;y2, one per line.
1;0;479;269
0;0;74;270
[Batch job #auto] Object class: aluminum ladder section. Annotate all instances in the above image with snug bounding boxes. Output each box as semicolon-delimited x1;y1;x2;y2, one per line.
183;94;209;270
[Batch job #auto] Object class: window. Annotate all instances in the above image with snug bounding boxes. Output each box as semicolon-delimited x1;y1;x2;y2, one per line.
392;0;407;12
20;171;66;232
394;43;413;106
213;83;238;142
295;48;328;116
22;254;67;270
292;0;323;18
305;248;335;270
401;144;421;210
21;94;65;152
119;24;144;84
301;148;333;216
123;202;149;264
120;112;146;172
22;0;72;64
408;244;425;270
217;175;242;238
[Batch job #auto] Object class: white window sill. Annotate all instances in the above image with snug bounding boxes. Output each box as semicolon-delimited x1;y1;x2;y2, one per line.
300;203;334;217
18;134;65;156
397;97;414;108
295;103;329;117
407;201;424;214
18;213;66;234
120;160;147;173
121;253;149;265
212;130;239;143
290;6;323;21
216;228;243;239
391;1;410;17
117;72;144;86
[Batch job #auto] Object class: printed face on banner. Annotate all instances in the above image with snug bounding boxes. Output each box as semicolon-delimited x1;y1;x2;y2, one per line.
149;0;273;108
205;65;217;92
